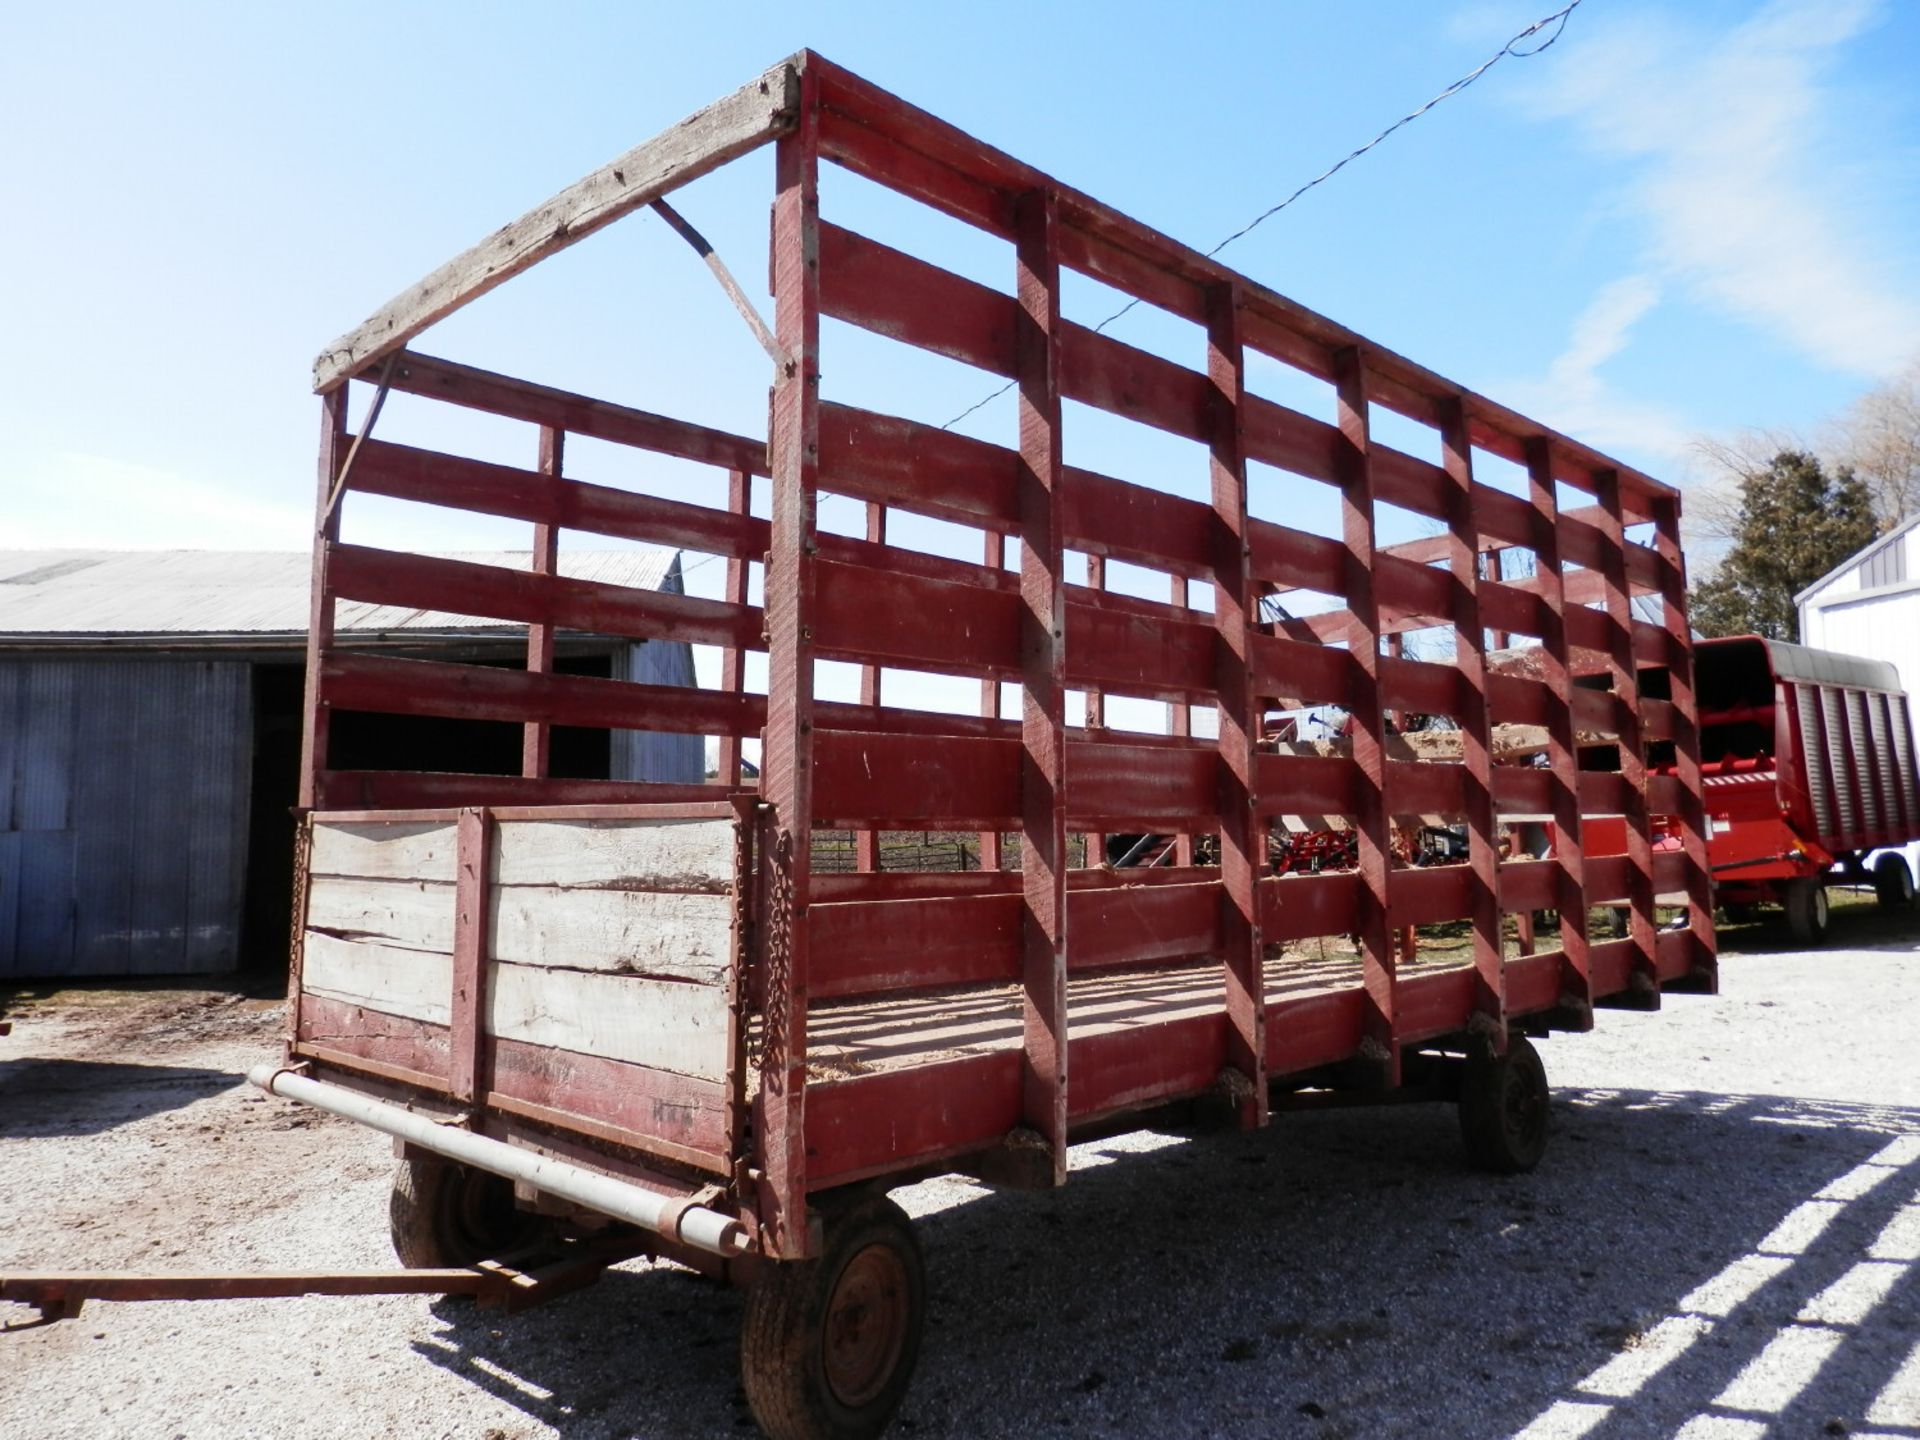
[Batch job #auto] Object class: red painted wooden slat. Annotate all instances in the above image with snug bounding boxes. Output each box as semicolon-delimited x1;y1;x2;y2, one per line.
1069;1014;1226;1122
1259;872;1360;941
1257;752;1356;816
818;401;1018;530
320;650;764;735
1059;321;1211;442
813;557;1020;676
313;771;731;809
386;350;768;475
327;542;763;650
349;437;767;557
804;1054;1023;1189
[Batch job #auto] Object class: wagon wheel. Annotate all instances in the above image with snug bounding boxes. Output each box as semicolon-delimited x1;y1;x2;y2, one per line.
1783;877;1831;946
741;1193;925;1440
388;1156;550;1270
1873;854;1914;910
1459;1035;1549;1175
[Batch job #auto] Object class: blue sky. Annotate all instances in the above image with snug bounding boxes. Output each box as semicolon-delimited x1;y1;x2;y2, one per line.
4;1;1917;719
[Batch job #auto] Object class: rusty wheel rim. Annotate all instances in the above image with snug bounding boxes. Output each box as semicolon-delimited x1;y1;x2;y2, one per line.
823;1242;910;1410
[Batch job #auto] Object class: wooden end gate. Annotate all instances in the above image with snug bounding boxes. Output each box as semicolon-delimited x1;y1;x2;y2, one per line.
7;54;1718;1440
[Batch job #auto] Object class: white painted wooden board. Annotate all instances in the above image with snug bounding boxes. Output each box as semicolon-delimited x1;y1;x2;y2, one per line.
492;817;734;892
309;822;456;883
489;963;730;1079
303;931;453;1027
305;875;732;984
300;813;739;1081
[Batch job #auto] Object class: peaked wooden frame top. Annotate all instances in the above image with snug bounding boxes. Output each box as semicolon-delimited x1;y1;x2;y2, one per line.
309;51;1676;517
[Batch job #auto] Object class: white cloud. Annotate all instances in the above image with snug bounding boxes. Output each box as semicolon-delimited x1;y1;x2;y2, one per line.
3;451;549;555
4;452;313;550
1521;0;1919;379
1504;273;1696;464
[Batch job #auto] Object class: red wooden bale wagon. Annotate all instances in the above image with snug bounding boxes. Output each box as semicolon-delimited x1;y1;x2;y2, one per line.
251;53;1714;1439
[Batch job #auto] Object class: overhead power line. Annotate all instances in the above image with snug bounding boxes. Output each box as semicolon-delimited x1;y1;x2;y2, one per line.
940;0;1587;432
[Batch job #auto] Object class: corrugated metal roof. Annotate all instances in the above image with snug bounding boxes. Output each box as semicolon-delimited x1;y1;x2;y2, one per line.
0;548;680;639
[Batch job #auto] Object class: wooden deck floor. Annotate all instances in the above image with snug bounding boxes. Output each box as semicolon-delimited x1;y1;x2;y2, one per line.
806;949;1478;1078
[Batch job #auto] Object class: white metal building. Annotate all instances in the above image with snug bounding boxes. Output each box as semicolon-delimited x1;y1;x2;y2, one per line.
1798;517;1920;689
1797;517;1920;879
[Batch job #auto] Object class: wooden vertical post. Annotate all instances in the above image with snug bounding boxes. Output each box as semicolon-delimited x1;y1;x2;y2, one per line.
522;427;563;780
1482;549;1511;652
297;389;349;810
979;529;1005;872
1085;554;1107;865
1207;284;1266;1123
1169;571;1194;867
290;389;347;1056
1525;438;1592;1027
1332;347;1397;1085
1439;399;1505;1045
716;467;751;788
449;806;493;1107
756;69;821;1258
855;502;886;872
1652;494;1716;988
1594;470;1659;1003
1015;187;1069;1183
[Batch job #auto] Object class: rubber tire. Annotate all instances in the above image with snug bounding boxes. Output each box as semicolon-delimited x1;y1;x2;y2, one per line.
1459;1035;1550;1175
389;1157;546;1270
1784;878;1831;946
741;1194;926;1440
1874;854;1914;910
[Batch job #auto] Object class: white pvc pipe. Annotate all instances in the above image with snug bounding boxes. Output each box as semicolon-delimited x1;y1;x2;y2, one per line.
247;1065;747;1257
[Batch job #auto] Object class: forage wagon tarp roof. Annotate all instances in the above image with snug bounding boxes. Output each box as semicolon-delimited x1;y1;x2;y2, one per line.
0;548;679;640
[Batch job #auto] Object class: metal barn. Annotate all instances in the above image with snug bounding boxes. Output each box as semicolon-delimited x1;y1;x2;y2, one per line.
0;548;701;979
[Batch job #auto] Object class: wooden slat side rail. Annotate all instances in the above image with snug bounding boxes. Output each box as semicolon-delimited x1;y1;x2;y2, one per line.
1209;284;1267;1125
1333;348;1398;1085
802;54;1674;518
314;60;801;390
756;77;822;1260
326;542;763;651
1016;188;1070;1185
803;50;1672;515
348;438;767;558
808;880;1223;1000
1527;439;1592;1027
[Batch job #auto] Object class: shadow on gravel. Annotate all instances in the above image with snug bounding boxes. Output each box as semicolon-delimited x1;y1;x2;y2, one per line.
1718;902;1920;956
404;1086;1920;1440
0;1058;242;1137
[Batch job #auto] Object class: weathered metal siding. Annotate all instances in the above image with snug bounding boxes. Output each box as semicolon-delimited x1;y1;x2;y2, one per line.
0;657;251;978
611;640;704;785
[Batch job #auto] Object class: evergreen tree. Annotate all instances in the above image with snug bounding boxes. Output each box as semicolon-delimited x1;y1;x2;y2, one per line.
1690;450;1876;640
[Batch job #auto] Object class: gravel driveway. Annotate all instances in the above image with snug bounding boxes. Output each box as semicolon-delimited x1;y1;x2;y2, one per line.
3;912;1917;1440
